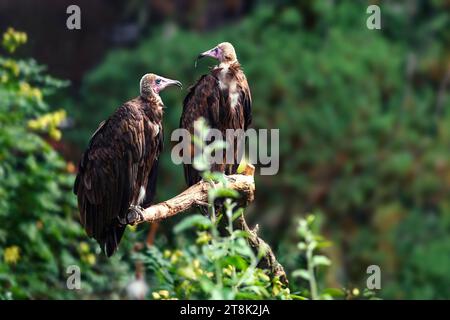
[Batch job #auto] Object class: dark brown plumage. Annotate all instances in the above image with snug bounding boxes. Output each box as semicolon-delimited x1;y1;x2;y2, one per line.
180;42;252;186
74;73;181;256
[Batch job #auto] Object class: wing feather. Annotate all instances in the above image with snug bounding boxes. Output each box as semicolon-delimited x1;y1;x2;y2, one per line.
180;74;222;186
240;76;252;130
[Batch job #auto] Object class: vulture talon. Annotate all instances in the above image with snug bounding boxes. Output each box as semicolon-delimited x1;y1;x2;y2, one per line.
127;205;145;225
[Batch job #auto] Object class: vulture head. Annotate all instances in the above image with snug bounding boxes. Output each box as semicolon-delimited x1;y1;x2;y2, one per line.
140;73;182;98
196;42;237;66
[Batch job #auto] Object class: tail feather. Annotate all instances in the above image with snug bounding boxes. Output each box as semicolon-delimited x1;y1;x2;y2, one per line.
100;225;126;257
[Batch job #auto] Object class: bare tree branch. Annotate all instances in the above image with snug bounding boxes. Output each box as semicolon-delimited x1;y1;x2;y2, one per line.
128;164;288;285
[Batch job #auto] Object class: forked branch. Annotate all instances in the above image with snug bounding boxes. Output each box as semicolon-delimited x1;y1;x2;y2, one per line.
130;164;288;285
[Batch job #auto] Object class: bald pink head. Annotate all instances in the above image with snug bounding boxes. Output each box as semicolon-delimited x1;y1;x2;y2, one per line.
196;42;237;67
140;73;182;98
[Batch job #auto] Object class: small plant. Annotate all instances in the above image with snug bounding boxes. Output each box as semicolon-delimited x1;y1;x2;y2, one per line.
291;215;344;300
142;205;291;300
0;28;131;299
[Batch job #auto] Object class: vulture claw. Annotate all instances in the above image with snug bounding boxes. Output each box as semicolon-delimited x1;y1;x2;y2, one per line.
126;205;145;225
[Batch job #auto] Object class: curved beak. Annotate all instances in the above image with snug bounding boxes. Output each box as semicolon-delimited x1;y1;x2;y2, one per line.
195;47;217;68
161;76;183;90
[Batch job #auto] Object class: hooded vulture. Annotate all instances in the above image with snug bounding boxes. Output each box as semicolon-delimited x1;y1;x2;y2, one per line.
74;73;182;256
180;42;252;186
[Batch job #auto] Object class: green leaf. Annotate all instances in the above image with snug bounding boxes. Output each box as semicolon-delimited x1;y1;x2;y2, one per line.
315;241;333;249
221;255;249;270
290;294;308;300
174;215;212;233
231;209;244;221
232;230;250;239
292;269;310;280
202;171;227;184
208;187;239;201
312;255;331;267
322;288;345;298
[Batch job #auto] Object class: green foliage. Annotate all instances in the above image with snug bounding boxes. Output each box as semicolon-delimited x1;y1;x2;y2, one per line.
292;215;333;300
68;1;450;299
142;210;290;300
291;215;379;300
0;28;131;299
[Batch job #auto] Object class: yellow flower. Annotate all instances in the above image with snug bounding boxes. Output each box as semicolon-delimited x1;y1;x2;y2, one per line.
170;254;179;264
2;28;27;53
27;119;39;130
27;110;67;141
174;250;183;257
179;266;197;280
158;290;169;299
82;253;96;266
163;249;171;258
170;250;183;264
193;259;200;269
152;292;161;300
79;242;90;254
223;265;234;277
19;82;42;101
196;231;212;245
4;246;20;265
1;59;19;77
352;288;360;296
49;128;62;141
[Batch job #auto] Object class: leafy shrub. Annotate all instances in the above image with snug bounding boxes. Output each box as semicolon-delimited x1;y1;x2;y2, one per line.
0;28;131;299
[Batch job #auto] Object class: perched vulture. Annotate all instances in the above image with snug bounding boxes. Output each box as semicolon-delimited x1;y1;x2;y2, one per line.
180;42;252;186
74;73;182;256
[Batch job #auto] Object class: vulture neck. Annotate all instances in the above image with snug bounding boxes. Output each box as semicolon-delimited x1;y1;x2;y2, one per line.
216;60;241;94
140;94;164;118
216;60;241;79
218;60;240;71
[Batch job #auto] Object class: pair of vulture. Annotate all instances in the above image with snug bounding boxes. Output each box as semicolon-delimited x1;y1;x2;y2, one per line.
74;42;252;256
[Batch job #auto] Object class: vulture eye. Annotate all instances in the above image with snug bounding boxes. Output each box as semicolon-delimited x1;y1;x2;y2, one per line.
155;79;162;85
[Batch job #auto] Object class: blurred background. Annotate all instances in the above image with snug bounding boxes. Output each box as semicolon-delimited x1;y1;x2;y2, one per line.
0;0;449;299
